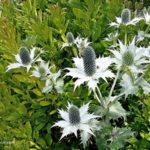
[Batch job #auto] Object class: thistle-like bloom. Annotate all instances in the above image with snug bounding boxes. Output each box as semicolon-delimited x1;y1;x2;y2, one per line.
31;60;50;80
110;8;142;28
61;32;75;49
142;8;150;25
52;103;99;147
66;46;114;92
120;73;150;97
143;46;150;60
74;37;92;56
6;47;43;72
104;32;119;42
110;38;149;74
137;31;150;42
42;70;64;94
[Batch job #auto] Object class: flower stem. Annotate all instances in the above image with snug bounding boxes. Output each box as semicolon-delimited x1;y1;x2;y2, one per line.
94;91;101;104
95;87;105;107
108;68;120;99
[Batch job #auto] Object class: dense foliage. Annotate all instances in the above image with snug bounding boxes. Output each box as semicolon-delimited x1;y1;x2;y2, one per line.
0;0;150;150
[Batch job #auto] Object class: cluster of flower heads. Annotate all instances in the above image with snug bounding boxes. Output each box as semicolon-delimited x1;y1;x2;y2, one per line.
62;32;91;56
6;47;64;94
110;38;150;97
52;7;150;148
52;102;100;147
6;7;150;149
109;8;150;28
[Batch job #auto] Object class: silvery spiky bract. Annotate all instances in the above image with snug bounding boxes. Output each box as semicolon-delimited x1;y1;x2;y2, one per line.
110;37;149;74
74;37;92;56
121;8;131;24
142;8;150;25
137;31;150;42
42;70;64;94
65;53;114;92
6;47;43;72
83;46;96;76
19;47;31;65
31;60;50;80
110;9;142;28
120;73;150;98
66;32;74;44
52;103;99;147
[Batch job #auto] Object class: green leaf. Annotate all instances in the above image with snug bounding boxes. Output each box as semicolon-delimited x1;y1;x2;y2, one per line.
49;110;57;115
72;8;88;20
12;87;24;95
25;121;32;138
32;88;42;96
39;101;51;106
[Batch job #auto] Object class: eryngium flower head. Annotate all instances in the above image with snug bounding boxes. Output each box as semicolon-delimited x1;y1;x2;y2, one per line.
6;47;43;72
110;37;149;74
74;37;92;56
122;51;134;66
42;70;64;94
69;105;80;125
121;8;131;24
120;73;150;98
31;60;50;80
110;9;142;28
52;103;99;148
83;46;96;76
66;32;74;44
19;47;31;65
61;32;75;49
65;55;114;92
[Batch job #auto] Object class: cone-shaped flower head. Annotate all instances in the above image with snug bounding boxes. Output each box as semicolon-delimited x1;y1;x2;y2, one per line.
110;8;142;28
19;47;31;65
6;47;43;72
38;66;47;76
121;8;131;24
69;105;80;125
83;46;96;76
110;38;149;74
61;32;75;49
65;47;114;92
122;51;134;66
52;103;100;148
66;32;74;44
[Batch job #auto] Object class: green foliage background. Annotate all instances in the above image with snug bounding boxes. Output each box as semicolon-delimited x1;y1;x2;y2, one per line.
0;0;149;150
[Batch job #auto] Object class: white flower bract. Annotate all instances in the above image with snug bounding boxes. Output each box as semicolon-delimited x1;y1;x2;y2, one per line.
31;60;50;80
143;11;150;25
6;47;43;72
120;73;150;97
65;56;114;92
110;38;149;74
52;103;99;147
110;9;142;28
42;70;64;94
74;37;92;56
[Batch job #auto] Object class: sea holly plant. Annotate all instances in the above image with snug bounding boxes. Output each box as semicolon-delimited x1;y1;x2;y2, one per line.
109;8;142;28
5;7;150;150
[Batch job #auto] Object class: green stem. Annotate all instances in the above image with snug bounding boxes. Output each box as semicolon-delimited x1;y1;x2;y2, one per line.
94;87;104;107
94;91;101;104
108;68;120;99
145;25;150;34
